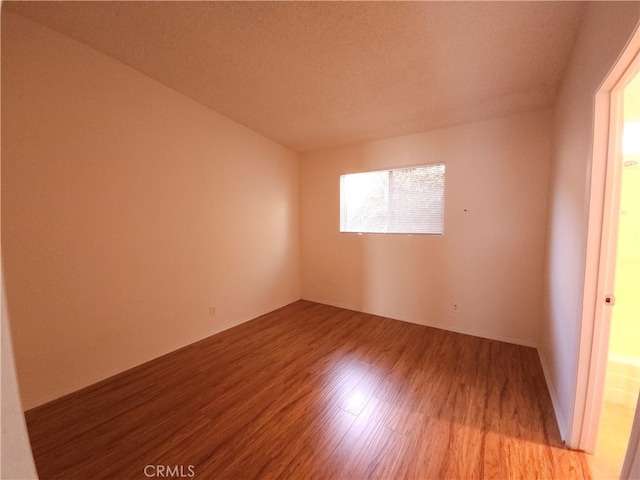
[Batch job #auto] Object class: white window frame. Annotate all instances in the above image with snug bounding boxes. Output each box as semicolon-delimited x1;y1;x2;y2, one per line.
339;163;445;235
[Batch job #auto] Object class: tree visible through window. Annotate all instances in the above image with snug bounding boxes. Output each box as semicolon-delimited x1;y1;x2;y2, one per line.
340;163;445;234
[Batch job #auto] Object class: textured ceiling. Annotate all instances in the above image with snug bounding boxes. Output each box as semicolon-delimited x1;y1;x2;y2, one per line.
4;1;587;152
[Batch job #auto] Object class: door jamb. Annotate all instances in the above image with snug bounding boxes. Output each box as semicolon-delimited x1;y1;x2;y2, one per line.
572;29;640;451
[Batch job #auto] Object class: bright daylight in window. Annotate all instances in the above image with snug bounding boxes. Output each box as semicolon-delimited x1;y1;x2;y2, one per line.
340;163;445;234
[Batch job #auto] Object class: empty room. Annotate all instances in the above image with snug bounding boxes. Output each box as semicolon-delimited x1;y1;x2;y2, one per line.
2;2;640;479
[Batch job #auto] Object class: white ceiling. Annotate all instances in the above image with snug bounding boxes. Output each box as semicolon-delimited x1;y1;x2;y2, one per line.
4;1;587;152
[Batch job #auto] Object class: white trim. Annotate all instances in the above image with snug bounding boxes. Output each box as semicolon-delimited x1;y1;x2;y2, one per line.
26;297;302;409
299;296;361;314
301;296;538;348
573;27;640;452
539;348;568;442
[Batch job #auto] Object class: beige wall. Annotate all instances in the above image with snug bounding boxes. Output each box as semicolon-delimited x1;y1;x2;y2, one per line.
541;2;640;443
4;4;637;445
1;12;301;409
300;109;552;347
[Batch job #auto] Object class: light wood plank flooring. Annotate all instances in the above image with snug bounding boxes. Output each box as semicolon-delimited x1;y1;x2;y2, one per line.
25;301;591;479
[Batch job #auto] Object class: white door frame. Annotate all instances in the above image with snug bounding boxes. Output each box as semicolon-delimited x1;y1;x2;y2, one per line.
572;28;640;452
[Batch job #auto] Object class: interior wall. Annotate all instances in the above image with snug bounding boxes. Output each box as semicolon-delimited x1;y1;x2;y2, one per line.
300;109;552;347
1;11;301;410
540;1;640;443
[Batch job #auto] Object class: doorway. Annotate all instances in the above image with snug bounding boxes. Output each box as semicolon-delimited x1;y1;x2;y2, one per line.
588;67;640;479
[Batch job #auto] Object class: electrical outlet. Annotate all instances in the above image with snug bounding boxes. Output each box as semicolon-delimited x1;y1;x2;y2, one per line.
209;306;216;317
452;303;459;312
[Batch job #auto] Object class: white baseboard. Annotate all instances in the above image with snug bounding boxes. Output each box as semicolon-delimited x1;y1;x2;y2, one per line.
300;296;539;348
301;297;567;441
27;297;302;410
538;349;568;443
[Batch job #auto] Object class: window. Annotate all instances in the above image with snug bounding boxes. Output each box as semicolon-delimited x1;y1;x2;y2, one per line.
340;163;445;234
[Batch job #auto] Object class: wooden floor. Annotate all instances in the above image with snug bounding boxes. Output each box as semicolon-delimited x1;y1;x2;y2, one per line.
26;301;591;479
